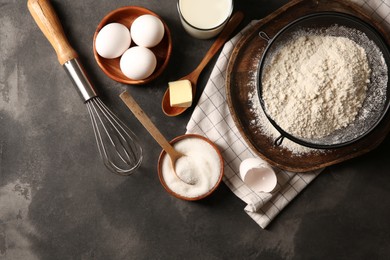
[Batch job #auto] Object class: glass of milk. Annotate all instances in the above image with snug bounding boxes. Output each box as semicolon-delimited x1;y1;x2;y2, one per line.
177;0;234;39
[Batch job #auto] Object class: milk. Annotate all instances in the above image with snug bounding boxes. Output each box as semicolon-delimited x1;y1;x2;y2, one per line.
178;0;233;39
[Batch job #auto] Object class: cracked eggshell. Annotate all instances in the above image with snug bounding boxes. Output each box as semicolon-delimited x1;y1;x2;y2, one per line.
239;158;277;193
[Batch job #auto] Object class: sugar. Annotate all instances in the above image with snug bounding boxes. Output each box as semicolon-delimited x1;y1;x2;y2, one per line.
161;137;221;198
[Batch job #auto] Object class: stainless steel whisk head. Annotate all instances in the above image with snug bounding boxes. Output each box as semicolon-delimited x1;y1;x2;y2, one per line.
86;97;143;175
28;0;143;175
65;58;143;175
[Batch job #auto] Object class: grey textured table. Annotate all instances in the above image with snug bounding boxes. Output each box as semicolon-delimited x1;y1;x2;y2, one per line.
1;0;390;259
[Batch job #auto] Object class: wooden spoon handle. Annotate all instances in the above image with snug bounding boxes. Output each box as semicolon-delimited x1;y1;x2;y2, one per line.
189;11;244;81
27;0;78;65
120;91;180;159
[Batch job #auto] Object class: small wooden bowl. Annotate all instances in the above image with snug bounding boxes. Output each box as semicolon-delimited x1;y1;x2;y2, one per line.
93;6;172;85
157;134;224;201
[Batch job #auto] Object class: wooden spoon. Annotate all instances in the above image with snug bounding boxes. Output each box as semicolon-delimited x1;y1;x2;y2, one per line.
120;91;194;185
161;11;244;117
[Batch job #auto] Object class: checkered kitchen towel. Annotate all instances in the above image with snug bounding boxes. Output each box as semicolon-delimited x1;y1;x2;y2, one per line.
186;0;390;228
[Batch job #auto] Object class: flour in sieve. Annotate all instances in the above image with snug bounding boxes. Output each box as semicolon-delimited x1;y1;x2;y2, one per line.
247;25;388;154
248;68;317;154
262;35;371;139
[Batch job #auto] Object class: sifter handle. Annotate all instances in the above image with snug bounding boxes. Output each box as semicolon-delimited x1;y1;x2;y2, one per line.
27;0;78;65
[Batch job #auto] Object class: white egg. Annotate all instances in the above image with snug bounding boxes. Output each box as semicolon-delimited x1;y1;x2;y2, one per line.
130;15;165;48
120;46;157;80
95;23;131;59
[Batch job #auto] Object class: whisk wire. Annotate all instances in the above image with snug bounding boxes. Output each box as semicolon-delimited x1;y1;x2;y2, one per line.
86;97;142;175
89;99;136;174
94;99;136;164
87;101;112;171
91;101;126;162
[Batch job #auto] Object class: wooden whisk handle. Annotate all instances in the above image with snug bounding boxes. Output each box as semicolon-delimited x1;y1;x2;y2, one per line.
27;0;78;65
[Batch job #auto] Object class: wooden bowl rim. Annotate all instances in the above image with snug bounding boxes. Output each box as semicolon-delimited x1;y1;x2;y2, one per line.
157;134;224;201
93;6;172;85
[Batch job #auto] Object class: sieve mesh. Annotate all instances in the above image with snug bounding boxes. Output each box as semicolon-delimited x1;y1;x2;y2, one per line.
258;12;390;148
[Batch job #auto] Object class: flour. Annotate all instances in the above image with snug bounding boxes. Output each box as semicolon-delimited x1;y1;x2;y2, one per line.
262;35;371;139
248;79;317;154
247;25;388;154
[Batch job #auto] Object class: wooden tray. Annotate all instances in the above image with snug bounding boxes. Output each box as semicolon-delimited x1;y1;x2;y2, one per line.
226;0;390;172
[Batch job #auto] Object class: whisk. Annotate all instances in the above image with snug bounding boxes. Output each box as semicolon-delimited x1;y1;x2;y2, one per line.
28;0;143;175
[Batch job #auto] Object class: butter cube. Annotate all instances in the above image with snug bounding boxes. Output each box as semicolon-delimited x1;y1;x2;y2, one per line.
169;80;193;107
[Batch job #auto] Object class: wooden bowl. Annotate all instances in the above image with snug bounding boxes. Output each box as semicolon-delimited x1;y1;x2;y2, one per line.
93;6;172;85
157;134;224;201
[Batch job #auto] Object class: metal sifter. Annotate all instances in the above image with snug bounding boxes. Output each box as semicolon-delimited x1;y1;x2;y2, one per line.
27;0;143;175
257;12;390;149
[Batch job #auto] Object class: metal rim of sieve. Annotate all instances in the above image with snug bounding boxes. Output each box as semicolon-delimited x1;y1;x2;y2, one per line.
256;11;390;149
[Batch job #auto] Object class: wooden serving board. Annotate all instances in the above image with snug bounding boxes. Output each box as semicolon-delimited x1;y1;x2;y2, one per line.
226;0;390;172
